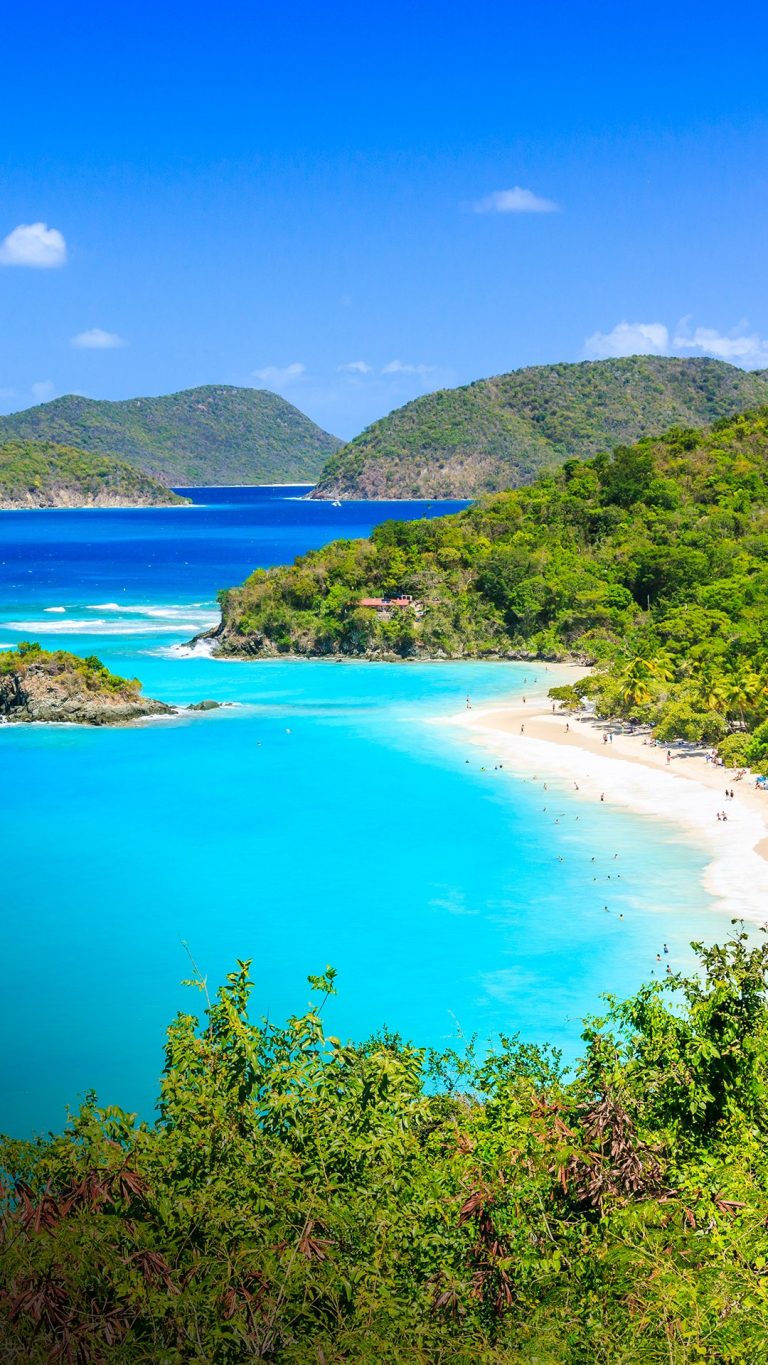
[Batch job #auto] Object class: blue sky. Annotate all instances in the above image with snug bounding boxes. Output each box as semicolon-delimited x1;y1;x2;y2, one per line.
2;1;768;438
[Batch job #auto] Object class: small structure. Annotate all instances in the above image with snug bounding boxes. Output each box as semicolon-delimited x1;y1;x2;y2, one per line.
356;594;423;617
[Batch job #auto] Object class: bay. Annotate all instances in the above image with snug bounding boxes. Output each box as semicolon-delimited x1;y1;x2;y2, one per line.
0;488;729;1135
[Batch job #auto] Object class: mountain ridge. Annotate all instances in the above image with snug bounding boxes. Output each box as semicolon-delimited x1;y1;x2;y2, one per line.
313;356;768;498
0;385;341;486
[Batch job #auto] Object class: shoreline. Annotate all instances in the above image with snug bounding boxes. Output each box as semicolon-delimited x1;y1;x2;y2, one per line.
441;681;768;925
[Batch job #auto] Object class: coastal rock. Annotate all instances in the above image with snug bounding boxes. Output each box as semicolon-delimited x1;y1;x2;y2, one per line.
0;645;175;726
186;699;223;711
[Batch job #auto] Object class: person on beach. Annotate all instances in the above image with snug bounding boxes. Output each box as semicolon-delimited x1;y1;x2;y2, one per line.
466;696;471;709
566;723;570;734
600;793;605;802
520;724;525;734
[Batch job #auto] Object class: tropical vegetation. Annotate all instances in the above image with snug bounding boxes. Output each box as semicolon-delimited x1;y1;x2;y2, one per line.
214;407;768;765
0;439;189;508
0;641;173;724
0;387;341;486
3;932;768;1361
314;356;768;499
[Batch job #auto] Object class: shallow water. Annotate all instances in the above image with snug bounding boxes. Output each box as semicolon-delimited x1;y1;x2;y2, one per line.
0;488;731;1135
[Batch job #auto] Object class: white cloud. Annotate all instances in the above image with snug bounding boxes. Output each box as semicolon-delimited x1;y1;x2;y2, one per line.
31;380;55;403
585;321;670;359
252;362;306;388
71;328;126;350
381;360;435;377
338;360;372;374
0;222;67;268
584;316;768;369
471;187;560;215
673;324;768;368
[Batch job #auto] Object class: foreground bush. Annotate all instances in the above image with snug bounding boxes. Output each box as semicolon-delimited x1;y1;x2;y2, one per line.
2;934;768;1362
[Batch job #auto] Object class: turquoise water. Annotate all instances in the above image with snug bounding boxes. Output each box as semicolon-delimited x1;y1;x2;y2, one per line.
0;489;729;1136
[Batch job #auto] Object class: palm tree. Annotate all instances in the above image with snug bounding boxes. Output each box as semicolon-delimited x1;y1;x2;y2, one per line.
617;654;672;710
725;666;763;727
696;669;729;714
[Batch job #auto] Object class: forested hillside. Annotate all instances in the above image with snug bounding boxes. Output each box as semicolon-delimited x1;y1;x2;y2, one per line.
213;407;768;765
313;356;768;498
0;386;341;486
0;439;189;508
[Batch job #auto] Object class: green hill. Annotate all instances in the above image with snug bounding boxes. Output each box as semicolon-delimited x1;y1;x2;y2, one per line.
211;406;768;763
313;356;768;498
0;385;341;486
0;439;190;509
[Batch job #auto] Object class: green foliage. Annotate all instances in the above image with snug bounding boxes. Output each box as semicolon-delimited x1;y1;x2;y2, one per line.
316;355;768;499
0;439;189;507
717;732;752;766
0;641;141;695
547;683;582;711
3;933;768;1361
217;406;768;752
746;720;768;769
0;386;341;486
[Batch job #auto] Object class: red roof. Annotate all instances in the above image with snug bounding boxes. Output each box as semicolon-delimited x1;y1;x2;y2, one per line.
357;595;414;608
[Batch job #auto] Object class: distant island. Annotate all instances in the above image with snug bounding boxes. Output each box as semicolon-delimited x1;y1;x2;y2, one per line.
313;356;768;499
0;643;174;724
0;439;190;509
203;405;768;769
0;385;341;487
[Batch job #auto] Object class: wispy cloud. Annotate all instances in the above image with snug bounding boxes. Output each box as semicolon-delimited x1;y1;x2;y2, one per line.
338;360;372;374
585;317;768;369
673;323;768;368
252;363;306;388
585;321;670;359
381;359;435;377
31;380;56;403
0;222;67;268
470;187;560;215
71;328;126;350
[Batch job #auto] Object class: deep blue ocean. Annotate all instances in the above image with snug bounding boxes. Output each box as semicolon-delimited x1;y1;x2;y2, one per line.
0;487;730;1136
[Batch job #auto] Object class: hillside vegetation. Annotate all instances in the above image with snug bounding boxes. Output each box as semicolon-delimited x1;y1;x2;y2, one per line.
0;386;341;486
313;356;768;499
0;439;189;509
214;407;768;766
3;934;768;1361
0;641;173;723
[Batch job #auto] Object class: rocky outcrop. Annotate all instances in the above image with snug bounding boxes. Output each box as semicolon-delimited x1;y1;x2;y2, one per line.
0;648;175;725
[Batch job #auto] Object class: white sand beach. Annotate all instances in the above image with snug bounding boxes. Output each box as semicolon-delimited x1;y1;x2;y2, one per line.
443;674;768;924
